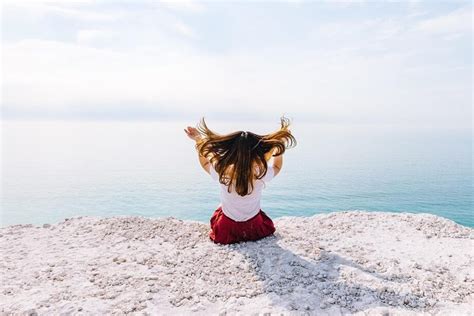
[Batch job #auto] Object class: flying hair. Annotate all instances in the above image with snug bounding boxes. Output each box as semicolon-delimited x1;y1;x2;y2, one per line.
195;116;297;196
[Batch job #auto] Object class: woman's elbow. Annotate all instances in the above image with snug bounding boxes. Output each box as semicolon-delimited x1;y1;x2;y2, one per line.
273;165;282;176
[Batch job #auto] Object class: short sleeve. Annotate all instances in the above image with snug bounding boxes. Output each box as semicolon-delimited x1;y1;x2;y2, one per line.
209;163;219;181
261;166;275;183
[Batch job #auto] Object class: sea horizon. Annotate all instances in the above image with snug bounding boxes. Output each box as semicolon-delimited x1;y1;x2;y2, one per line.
2;119;472;228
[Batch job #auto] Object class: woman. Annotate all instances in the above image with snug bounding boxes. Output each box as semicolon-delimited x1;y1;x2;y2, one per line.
184;117;296;244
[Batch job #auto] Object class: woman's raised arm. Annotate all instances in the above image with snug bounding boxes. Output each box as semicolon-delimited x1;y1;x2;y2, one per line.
272;154;283;177
184;126;211;174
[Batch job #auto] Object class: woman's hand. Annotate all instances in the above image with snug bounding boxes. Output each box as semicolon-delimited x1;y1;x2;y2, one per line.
184;126;202;142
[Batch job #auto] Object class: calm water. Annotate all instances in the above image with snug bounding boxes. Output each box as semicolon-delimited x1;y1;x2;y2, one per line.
1;120;472;227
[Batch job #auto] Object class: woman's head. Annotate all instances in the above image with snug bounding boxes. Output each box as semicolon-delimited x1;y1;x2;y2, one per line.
196;116;296;196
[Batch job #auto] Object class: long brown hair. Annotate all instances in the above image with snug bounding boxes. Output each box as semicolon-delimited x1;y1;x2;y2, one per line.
195;117;296;196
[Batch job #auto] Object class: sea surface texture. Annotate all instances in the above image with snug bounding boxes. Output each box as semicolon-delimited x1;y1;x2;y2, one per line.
1;120;472;227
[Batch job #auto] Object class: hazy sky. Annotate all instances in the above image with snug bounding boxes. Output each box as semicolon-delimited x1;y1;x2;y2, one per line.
2;0;472;127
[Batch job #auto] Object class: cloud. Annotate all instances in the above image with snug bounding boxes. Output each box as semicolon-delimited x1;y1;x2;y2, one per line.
76;29;115;43
158;0;205;13
3;0;117;22
172;21;197;39
1;1;471;127
3;0;93;4
416;6;472;34
321;0;368;8
3;37;471;127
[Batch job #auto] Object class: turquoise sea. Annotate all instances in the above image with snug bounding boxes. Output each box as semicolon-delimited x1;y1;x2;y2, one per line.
1;120;472;227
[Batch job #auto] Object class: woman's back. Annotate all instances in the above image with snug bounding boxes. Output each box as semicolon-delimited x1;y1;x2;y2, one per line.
209;164;275;221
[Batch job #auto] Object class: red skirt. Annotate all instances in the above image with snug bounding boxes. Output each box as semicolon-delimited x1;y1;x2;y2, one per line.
209;207;276;245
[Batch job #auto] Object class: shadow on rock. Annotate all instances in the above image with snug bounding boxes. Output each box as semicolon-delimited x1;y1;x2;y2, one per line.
228;233;425;314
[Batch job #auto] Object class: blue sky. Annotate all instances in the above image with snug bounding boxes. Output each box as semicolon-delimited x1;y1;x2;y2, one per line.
2;0;472;127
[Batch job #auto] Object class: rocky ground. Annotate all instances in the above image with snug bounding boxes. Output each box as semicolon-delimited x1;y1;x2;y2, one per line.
0;211;473;315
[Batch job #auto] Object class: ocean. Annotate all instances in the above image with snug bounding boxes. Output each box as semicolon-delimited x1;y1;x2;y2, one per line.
1;120;472;227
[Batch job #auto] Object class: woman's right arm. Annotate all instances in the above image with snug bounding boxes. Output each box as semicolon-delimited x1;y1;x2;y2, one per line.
272;154;283;177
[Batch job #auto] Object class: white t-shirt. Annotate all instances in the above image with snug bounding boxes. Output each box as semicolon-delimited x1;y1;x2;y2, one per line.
209;164;275;222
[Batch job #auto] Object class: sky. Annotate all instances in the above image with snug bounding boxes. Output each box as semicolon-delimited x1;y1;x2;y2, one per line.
1;0;472;127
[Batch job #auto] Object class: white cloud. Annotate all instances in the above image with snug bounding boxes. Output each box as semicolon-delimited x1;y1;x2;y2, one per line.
3;38;471;127
76;29;115;43
2;2;471;127
3;1;120;22
321;0;367;8
416;6;472;34
46;6;120;21
158;0;205;13
172;21;197;39
3;0;93;4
